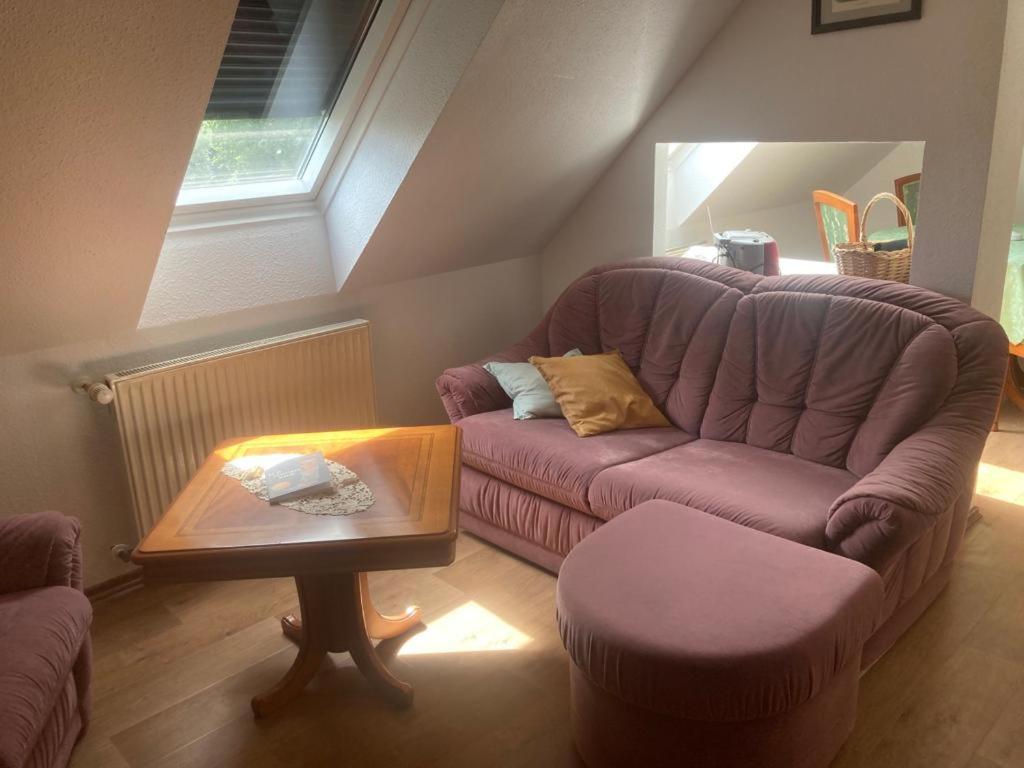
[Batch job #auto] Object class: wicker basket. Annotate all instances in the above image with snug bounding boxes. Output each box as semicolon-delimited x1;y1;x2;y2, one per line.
833;192;915;282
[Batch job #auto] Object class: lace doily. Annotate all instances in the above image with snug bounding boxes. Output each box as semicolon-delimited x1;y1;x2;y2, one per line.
221;453;375;516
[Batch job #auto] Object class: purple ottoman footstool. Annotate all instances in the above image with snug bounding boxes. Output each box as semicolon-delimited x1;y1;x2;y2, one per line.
556;500;884;768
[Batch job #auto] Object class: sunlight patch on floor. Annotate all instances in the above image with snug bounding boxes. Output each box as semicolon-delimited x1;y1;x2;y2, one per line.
975;461;1024;506
399;601;533;656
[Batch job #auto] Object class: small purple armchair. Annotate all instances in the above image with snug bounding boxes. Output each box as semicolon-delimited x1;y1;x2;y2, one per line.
0;513;92;768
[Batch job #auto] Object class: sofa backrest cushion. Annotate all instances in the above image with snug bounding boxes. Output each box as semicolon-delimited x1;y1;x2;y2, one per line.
544;259;755;434
701;287;961;476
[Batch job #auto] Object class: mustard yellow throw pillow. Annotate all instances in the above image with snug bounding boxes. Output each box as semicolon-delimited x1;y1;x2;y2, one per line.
529;351;670;437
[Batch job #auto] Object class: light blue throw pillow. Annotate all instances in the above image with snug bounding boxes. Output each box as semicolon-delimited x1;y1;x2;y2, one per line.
484;349;581;420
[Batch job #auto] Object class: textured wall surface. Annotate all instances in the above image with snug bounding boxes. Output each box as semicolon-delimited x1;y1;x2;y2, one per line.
0;0;236;355
140;215;336;328
343;0;743;290
540;0;1011;308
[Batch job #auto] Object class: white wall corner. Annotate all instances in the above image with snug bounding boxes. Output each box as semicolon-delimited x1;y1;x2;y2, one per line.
322;0;505;292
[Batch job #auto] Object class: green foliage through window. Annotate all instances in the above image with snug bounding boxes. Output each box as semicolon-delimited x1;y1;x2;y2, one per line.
182;117;323;189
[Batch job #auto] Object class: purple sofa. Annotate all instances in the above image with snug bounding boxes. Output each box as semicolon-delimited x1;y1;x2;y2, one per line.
436;256;1007;663
0;512;92;768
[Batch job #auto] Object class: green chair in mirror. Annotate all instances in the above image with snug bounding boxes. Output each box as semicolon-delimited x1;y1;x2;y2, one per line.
812;190;860;261
894;173;921;227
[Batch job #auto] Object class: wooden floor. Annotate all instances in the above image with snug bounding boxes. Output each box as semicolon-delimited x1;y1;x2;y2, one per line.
73;411;1024;768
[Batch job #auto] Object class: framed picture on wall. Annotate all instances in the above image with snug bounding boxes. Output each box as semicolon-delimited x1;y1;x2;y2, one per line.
812;0;922;34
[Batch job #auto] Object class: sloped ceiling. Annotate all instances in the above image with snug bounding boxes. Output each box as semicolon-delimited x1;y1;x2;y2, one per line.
342;0;743;291
691;141;899;220
2;0;746;349
0;1;235;356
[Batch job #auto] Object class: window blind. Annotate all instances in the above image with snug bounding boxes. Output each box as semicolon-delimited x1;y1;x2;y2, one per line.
206;0;381;120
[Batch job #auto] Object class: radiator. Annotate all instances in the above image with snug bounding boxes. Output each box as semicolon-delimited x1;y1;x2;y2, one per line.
100;320;377;539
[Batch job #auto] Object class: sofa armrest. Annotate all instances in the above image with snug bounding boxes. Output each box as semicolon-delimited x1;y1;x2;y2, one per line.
435;325;552;422
435;364;511;422
826;423;983;571
828;316;1006;571
0;512;83;594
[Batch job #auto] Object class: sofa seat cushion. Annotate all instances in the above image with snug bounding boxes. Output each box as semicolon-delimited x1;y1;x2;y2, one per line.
460;408;694;513
588;439;858;548
556;500;884;721
460;467;601;571
0;586;91;768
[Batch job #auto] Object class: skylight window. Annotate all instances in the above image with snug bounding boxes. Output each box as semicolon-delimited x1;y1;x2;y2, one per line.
177;0;395;208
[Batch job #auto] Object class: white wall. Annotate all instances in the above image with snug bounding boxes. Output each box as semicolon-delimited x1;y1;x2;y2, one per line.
140;213;337;328
666;142;756;228
0;257;540;588
0;0;236;355
686;142;897;221
541;0;1011;309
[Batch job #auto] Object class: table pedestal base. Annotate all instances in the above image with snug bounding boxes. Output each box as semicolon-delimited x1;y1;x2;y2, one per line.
251;572;422;717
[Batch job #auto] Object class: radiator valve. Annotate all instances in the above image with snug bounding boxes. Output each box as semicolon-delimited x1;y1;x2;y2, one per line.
72;378;114;405
111;544;134;563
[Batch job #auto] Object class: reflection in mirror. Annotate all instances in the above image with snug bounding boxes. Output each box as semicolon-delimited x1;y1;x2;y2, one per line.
1004;155;1024;415
654;141;925;277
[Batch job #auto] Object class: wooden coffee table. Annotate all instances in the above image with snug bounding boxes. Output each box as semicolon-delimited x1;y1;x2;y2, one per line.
132;425;461;717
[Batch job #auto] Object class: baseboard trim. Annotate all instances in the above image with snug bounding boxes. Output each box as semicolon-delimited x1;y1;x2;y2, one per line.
85;569;144;603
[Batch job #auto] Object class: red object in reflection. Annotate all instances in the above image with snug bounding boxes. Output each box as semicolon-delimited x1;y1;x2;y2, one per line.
763;240;780;276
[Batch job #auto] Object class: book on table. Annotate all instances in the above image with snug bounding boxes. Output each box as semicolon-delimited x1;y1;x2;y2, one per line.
264;452;333;503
